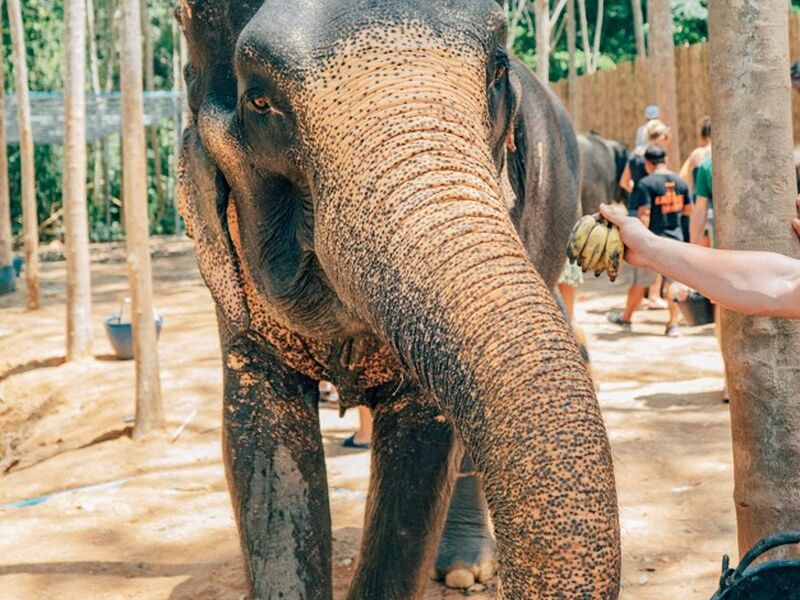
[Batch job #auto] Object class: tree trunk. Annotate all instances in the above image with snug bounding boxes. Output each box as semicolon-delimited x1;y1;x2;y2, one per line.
507;0;529;52
647;0;680;169
7;0;39;309
171;15;184;233
141;0;163;223
576;0;593;73
566;0;579;126
104;1;116;236
592;0;604;66
534;0;549;83
631;0;646;59
0;4;12;288
86;0;105;214
120;0;163;437
64;0;93;360
709;1;800;559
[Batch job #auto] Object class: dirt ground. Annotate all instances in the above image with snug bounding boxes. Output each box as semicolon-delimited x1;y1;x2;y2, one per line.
0;239;734;599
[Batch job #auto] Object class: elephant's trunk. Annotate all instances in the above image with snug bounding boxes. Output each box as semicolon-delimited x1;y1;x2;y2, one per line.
303;31;620;598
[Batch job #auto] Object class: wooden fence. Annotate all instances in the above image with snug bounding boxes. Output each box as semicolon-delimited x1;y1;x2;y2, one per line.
551;14;800;162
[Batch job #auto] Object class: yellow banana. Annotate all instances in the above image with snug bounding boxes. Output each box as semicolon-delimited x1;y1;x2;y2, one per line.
605;224;624;282
592;222;614;277
579;222;609;273
566;215;598;264
594;228;610;277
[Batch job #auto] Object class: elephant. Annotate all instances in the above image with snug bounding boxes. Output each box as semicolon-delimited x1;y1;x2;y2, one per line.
577;132;629;216
176;0;621;598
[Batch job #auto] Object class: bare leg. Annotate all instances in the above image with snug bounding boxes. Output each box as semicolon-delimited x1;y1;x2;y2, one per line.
557;283;576;320
347;385;458;600
649;275;663;304
222;331;332;600
622;285;646;322
352;406;373;446
665;282;680;327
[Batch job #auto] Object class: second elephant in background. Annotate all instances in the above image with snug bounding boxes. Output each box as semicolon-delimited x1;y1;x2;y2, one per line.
578;132;629;215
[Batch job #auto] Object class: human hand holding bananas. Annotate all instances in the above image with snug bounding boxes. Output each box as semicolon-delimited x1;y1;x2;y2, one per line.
566;211;626;281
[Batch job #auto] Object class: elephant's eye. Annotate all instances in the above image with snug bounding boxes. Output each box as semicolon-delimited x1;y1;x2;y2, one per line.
492;47;510;83
248;95;272;114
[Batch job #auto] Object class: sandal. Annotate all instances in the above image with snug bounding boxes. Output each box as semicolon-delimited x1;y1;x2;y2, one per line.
342;434;370;450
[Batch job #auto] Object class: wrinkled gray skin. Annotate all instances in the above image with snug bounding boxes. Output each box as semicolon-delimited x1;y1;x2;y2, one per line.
437;55;586;589
177;0;620;597
577;133;629;216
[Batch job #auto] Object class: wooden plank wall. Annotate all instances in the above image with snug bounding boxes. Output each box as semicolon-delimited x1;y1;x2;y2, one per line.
551;14;800;162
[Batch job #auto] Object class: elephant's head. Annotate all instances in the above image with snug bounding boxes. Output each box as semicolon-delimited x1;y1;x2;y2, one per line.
178;0;620;596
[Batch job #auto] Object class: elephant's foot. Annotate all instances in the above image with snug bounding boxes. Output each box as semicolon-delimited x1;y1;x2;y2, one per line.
433;462;496;589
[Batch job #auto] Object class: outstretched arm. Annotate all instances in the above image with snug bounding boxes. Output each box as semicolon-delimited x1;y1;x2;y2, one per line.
600;203;800;319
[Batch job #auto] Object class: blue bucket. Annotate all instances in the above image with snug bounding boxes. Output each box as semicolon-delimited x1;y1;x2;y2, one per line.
0;264;15;295
104;313;164;360
12;255;23;277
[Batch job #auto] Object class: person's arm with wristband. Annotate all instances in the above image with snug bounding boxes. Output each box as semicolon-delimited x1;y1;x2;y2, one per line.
600;202;800;319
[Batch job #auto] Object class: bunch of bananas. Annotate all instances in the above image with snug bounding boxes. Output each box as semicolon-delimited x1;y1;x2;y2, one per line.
566;214;625;282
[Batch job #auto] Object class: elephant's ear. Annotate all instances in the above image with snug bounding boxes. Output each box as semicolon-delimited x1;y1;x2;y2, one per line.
176;0;263;331
178;131;250;331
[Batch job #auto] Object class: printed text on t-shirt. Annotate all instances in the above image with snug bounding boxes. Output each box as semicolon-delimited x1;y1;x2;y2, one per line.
654;182;685;214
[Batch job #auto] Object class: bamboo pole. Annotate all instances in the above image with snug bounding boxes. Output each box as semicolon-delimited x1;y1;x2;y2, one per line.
7;0;39;309
0;3;12;293
709;0;800;559
64;0;93;360
120;0;163;438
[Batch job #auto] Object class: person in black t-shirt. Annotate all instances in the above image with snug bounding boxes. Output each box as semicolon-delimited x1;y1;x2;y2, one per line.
608;145;692;337
619;119;671;211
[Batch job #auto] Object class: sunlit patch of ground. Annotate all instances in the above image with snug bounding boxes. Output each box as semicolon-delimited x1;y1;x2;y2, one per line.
0;244;734;599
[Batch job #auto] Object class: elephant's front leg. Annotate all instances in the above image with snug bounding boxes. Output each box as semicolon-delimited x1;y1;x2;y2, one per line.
222;331;332;600
347;385;458;600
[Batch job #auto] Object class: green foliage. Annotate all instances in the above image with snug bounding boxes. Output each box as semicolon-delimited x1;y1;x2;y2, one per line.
511;0;709;82
4;0;180;242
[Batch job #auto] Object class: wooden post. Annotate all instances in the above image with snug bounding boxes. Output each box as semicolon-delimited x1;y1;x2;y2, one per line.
534;0;550;84
709;2;800;559
0;2;13;291
566;0;579;127
7;0;39;309
647;0;681;169
64;0;93;360
120;0;163;437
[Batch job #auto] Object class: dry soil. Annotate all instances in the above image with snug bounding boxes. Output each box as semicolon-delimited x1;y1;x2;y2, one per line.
0;239;734;599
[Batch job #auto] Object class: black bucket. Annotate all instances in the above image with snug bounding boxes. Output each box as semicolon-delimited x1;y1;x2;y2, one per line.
710;531;800;600
676;292;715;327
